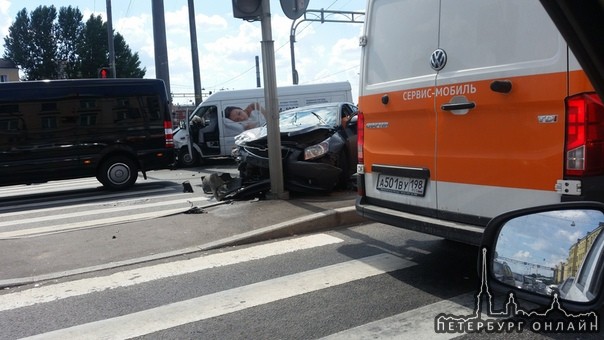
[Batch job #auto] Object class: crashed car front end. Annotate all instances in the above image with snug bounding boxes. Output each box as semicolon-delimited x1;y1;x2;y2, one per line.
235;125;347;193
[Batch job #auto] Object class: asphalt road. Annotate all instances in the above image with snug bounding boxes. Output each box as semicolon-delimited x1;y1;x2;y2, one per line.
1;222;482;339
1;163;601;338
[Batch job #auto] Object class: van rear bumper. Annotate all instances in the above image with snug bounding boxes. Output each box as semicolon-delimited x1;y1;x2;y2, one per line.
355;196;484;246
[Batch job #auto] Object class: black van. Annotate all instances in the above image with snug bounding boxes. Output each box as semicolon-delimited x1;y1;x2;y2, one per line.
0;79;175;190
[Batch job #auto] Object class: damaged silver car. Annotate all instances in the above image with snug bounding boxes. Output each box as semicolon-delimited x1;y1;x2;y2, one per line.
233;102;358;193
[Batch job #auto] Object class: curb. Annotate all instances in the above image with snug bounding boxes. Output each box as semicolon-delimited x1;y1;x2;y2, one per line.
0;206;366;289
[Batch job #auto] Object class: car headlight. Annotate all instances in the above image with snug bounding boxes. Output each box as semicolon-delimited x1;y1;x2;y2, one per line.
304;138;330;160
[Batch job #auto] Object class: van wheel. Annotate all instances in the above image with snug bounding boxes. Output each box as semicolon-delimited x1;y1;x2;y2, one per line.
97;156;138;190
178;147;199;167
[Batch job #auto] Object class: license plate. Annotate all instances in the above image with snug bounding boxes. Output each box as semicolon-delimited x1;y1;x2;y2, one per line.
376;174;426;196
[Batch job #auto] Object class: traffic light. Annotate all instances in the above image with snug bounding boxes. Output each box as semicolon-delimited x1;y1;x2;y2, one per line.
232;0;262;20
98;67;110;78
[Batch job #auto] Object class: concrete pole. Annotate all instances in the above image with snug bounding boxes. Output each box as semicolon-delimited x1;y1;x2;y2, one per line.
255;56;261;88
260;0;288;199
152;0;171;101
105;0;116;78
188;0;202;105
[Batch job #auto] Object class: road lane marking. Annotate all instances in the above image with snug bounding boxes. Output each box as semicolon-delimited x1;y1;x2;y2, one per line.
0;233;345;312
0;187;174;214
0;178;100;195
321;293;475;340
0;208;194;238
0;196;210;227
21;253;414;340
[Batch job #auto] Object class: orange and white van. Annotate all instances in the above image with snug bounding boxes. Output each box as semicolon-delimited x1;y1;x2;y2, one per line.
355;0;604;245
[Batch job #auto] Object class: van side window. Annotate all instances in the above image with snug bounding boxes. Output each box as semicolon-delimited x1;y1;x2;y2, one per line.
79;114;97;126
0;118;19;131
80;99;96;109
0;104;19;114
77;99;100;127
41;116;57;129
114;96;142;121
41;103;57;112
146;96;162;121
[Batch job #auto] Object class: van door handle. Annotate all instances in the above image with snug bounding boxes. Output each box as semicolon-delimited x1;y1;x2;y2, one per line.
441;102;476;111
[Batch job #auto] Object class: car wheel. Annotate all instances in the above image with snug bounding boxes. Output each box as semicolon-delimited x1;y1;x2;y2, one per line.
178;147;199;167
97;156;138;190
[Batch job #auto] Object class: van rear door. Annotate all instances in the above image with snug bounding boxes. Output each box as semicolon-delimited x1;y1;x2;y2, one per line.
434;0;566;222
360;0;440;212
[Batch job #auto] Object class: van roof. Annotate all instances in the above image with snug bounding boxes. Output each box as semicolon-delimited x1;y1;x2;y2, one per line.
0;78;168;102
202;81;351;102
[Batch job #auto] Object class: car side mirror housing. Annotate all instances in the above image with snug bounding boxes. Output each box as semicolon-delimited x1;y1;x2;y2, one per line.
482;202;604;312
347;114;358;127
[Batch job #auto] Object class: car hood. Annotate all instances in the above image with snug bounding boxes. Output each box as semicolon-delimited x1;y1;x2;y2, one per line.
235;123;334;147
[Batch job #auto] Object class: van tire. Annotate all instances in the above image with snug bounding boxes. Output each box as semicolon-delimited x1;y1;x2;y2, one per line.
97;156;138;190
178;147;199;167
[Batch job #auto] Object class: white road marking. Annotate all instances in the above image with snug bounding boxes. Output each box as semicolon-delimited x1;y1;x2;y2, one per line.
0;187;174;214
21;253;414;340
0;233;345;311
322;293;476;340
0;196;209;228
0;208;191;238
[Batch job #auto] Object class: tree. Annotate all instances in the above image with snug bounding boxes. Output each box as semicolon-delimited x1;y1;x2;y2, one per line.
77;14;108;79
3;6;145;80
114;33;146;78
3;9;30;80
56;6;84;79
28;6;59;80
3;6;59;80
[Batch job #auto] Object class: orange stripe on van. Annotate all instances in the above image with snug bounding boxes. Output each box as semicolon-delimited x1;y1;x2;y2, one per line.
360;70;595;191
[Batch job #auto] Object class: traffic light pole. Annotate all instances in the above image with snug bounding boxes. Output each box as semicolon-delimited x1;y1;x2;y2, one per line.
106;0;116;78
260;0;288;200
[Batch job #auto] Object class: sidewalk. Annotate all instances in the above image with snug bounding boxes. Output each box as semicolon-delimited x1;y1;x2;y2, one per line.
0;191;365;288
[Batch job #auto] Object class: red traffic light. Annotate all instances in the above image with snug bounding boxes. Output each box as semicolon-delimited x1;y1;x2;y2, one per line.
98;67;110;78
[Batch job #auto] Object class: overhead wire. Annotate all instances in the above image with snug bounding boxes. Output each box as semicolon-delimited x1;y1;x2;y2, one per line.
212;0;353;90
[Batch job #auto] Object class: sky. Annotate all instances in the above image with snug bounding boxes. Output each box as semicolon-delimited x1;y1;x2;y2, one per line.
0;0;366;105
496;209;603;278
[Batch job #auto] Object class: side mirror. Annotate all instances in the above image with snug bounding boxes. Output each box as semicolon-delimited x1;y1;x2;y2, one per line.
347;114;358;127
179;120;186;129
482;202;604;312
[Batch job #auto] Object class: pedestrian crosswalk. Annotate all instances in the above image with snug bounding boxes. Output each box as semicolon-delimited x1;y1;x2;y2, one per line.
0;178;211;239
0;232;477;340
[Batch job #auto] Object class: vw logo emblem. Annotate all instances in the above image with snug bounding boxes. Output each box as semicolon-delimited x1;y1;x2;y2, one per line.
430;49;447;71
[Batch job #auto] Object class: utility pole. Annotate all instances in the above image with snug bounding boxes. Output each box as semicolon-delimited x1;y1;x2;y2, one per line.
260;0;288;199
255;56;261;88
105;0;116;78
188;0;202;106
152;0;171;101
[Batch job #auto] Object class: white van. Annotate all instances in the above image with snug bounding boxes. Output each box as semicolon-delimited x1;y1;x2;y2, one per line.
355;0;604;245
174;81;353;166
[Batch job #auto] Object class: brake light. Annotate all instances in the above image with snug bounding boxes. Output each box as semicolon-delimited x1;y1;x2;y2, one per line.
357;111;365;164
357;111;365;196
164;120;174;148
565;93;604;176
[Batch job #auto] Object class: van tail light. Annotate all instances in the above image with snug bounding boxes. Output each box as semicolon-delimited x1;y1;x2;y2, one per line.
164;120;174;148
357;111;366;196
357;111;365;164
565;93;604;176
